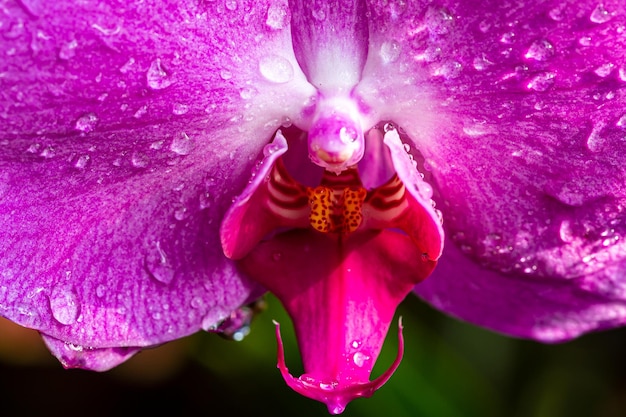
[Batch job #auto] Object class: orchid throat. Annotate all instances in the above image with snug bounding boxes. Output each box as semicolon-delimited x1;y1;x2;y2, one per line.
220;95;443;413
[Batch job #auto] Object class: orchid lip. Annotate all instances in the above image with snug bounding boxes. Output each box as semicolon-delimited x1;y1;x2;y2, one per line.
273;318;405;415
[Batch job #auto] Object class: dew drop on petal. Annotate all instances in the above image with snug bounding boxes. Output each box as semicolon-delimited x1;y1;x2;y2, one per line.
352;351;370;368
96;284;106;298
49;285;80;325
380;40;401;64
526;71;555;91
74;112;99;133
594;63;614;77
616;114;626;128
225;0;237;11
39;146;55;159
144;241;175;285
579;36;592;46
133;105;148;119
524;39;554;61
590;4;612;23
259;55;294;83
266;2;288;30
131;151;149;168
619;67;626;82
311;8;326;21
239;87;257;100
146;58;173;90
199;192;212;209
59;39;78;60
425;6;454;35
220;69;233;80
170;132;193;155
172;103;189;115
74;154;90;169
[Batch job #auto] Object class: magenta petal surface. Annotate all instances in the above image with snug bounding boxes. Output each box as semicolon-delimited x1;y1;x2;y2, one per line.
0;0;314;354
358;0;626;341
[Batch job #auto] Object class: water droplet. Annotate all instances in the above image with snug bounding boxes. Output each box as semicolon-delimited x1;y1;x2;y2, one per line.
590;4;612;23
311;8;326;21
96;284;106;298
225;0;237;11
199;192;212;209
353;351;370;368
266;2;289;30
432;61;462;79
170;132;194;156
172;103;189;115
500;31;515;44
40;146;55;159
219;69;233;80
351;340;361;349
131;151;149;168
619;67;626;82
559;220;574;243
191;296;204;309
524;39;554;61
174;206;187;221
548;5;565;21
144;241;175;285
119;57;136;73
473;55;492;71
616;114;626;128
239;86;257;100
146;58;173;90
425;6;454;35
594;63;614;77
259;55;294;83
74;112;99;133
586;122;605;152
59;39;78;60
526;72;555;91
49;285;80;325
379;40;401;64
579;36;592;46
74;154;90;169
133;105;148;119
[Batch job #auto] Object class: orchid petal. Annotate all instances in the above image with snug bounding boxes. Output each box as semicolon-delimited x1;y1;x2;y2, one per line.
0;0;315;358
290;0;369;92
359;0;626;340
41;334;140;371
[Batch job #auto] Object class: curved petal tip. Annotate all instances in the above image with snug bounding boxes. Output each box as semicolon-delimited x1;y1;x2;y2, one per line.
273;319;404;414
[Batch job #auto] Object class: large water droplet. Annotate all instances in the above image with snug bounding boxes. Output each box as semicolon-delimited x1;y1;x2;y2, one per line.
559;220;575;243
425;6;454;35
146;58;173;90
170;132;193;155
524;39;554;61
49;284;80;325
590;4;612;23
59;39;78;60
259;55;294;83
526;72;555;91
74;112;99;133
266;2;288;30
352;351;371;368
379;40;401;64
144;241;175;285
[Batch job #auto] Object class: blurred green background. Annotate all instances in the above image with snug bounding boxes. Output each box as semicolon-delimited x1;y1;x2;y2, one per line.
2;294;626;417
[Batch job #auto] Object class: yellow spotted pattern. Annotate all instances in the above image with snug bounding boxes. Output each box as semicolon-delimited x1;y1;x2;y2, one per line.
307;185;367;235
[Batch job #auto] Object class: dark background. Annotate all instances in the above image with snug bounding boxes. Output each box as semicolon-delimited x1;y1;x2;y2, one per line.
2;294;626;417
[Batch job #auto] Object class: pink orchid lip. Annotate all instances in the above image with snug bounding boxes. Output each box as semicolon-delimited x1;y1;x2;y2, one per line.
273;318;405;415
220;122;443;413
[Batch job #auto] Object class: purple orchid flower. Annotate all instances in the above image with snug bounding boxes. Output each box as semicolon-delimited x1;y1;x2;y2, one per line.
2;0;626;413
